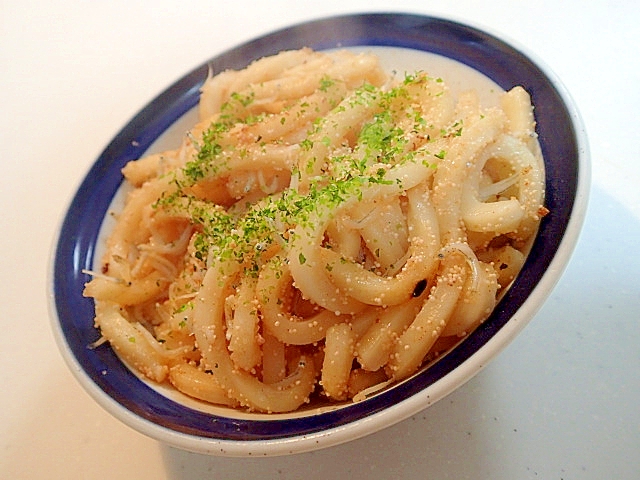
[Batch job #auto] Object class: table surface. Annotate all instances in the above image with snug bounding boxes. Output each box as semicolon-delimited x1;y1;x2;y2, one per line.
2;1;639;478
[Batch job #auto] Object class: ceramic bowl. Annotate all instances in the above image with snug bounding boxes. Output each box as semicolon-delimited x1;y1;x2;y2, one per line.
49;13;589;456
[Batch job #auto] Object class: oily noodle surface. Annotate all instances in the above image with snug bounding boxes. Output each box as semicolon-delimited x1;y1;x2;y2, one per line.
83;48;547;413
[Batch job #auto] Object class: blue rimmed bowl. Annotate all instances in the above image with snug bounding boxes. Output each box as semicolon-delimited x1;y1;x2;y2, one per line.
49;12;589;456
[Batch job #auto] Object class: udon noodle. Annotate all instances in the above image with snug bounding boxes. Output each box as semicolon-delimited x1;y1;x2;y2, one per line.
83;48;547;413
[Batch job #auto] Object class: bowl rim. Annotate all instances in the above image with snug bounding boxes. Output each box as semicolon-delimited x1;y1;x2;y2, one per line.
48;11;590;457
